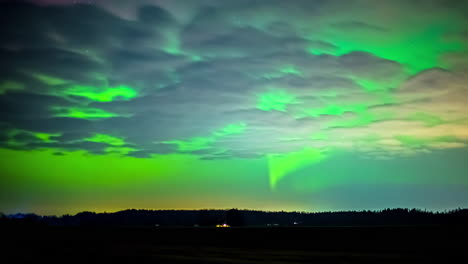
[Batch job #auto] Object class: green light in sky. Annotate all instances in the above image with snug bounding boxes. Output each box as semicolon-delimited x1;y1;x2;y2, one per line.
65;84;138;102
105;146;138;155
280;65;302;75
52;107;120;119
0;148;275;215
162;28;182;55
268;148;327;190
257;90;298;112
0;80;25;94
354;79;401;92
214;123;247;136
354;79;380;91
162;123;247;152
163;137;214;152
5;129;61;146
263;65;302;79
329;113;375;128
32;73;68;86
306;40;338;55
0;148;198;192
85;134;126;146
408;112;444;127
314;24;465;73
2;1;468;216
191;55;203;61
34;132;61;143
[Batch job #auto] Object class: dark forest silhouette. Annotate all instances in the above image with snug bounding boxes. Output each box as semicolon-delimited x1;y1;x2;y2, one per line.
2;208;468;228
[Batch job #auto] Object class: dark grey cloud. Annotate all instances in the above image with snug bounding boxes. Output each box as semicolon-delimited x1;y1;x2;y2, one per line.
183;26;309;58
331;21;389;32
0;92;73;121
339;52;403;81
1;0;467;160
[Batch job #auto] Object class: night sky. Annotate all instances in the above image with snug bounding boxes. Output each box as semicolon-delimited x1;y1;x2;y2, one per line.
1;0;468;215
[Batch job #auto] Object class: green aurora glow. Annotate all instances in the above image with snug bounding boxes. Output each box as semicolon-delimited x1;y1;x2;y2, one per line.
0;0;468;214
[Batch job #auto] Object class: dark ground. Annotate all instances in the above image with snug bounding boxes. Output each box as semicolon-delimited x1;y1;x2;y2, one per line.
2;225;467;263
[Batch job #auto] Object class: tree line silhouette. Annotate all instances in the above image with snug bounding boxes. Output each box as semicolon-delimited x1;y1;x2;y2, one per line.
1;208;467;228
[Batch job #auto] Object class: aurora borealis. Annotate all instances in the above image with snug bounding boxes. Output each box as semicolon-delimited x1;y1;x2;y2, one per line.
1;0;468;215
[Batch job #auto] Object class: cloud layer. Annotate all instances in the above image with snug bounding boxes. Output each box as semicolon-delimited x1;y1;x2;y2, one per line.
1;0;468;168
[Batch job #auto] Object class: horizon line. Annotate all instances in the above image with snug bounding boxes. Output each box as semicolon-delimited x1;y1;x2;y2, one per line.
3;207;467;217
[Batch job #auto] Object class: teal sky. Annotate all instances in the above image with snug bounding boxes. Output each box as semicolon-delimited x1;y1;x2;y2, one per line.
1;0;468;215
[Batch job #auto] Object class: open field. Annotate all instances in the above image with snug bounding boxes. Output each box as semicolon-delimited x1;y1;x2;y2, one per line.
3;225;467;263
